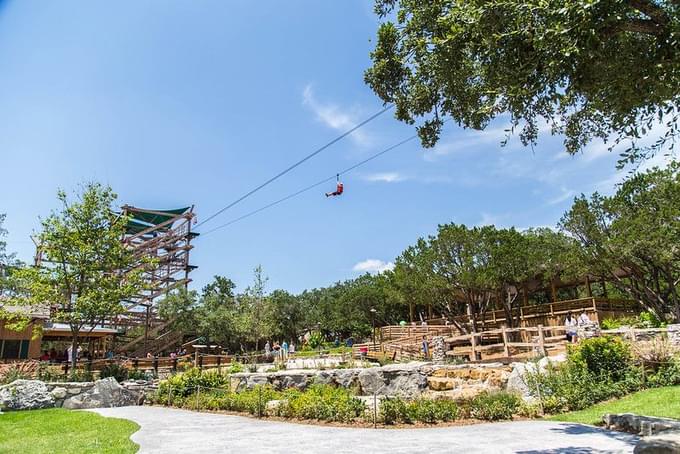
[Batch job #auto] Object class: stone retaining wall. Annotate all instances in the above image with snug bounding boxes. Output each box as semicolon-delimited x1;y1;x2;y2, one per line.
230;362;516;398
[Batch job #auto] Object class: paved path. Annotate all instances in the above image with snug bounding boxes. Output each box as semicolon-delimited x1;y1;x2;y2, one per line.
92;406;638;454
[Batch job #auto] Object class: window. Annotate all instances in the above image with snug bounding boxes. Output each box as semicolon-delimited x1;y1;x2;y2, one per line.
0;340;30;359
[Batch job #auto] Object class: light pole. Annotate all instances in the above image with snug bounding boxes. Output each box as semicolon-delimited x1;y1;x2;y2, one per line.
369;308;377;345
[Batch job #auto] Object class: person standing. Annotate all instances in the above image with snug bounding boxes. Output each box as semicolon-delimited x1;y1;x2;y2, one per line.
264;341;271;359
282;341;289;361
421;335;430;359
565;312;578;343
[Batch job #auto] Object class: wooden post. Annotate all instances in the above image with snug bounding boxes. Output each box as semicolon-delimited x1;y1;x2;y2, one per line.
198;354;203;370
537;325;547;356
153;356;159;375
172;357;178;372
502;327;510;358
194;350;199;368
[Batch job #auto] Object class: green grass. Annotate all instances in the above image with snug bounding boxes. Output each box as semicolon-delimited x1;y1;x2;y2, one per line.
549;386;680;426
0;408;139;454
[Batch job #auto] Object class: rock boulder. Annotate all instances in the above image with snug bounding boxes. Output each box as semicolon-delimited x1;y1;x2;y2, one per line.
62;377;139;409
0;380;55;411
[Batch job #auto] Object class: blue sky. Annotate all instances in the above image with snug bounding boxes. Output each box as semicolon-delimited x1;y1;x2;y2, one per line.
0;0;644;294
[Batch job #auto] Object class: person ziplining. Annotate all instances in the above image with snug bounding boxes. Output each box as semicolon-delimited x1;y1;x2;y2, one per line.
325;174;344;197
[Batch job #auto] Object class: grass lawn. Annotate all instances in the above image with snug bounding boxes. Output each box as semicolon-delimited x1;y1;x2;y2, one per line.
0;408;139;454
549;386;680;426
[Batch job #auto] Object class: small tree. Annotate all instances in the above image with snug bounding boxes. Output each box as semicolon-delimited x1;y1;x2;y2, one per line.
10;183;144;369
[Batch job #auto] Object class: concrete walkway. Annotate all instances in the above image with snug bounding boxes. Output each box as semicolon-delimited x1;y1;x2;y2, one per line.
92;406;638;454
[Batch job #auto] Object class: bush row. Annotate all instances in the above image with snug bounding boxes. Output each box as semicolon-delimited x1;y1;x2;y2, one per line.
151;378;524;425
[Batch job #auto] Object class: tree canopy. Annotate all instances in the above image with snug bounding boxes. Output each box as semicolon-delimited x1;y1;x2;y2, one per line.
365;0;680;164
9;184;145;367
561;162;680;319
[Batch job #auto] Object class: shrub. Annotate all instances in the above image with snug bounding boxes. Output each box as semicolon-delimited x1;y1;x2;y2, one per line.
127;369;148;381
158;367;230;398
634;338;678;372
67;370;94;382
380;397;410;425
409;398;458;424
524;361;642;414
99;363;129;382
647;359;680;387
227;362;244;374
379;397;458;424
279;385;365;422
569;336;632;381
308;331;324;349
469;391;521;421
0;366;28;385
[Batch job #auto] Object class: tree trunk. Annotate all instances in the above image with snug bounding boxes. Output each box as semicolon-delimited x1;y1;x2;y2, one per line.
70;333;79;373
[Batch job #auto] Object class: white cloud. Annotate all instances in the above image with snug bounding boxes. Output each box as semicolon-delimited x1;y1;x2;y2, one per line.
302;85;369;145
362;172;406;183
353;259;395;274
546;187;576;206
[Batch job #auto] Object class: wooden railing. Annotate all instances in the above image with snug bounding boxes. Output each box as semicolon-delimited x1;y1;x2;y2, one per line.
443;325;569;362
386;297;640;338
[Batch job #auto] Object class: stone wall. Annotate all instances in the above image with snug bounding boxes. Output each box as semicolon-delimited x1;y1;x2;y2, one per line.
230;362;516;399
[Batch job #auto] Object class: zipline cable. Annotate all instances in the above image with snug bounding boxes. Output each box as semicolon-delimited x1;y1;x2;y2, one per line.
195;104;393;228
200;134;419;236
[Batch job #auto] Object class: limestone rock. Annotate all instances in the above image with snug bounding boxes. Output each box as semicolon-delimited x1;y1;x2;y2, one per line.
634;431;680;453
0;380;55;411
62;377;139;409
603;413;680;436
50;387;67;399
358;363;427;396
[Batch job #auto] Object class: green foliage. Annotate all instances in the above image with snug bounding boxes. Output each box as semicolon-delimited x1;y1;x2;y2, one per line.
67;370;94;383
365;0;680;165
99;363;129;382
561;164;680;321
379;397;458;424
227;362;244;374
647;360;680;388
569;336;632;381
158;367;230;398
602;311;667;329
278;385;365;422
469;391;521;421
127;369;147;381
307;331;324;349
6;183;145;368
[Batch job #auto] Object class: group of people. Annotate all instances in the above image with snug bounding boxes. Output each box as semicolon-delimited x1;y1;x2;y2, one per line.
38;345;104;363
564;310;593;343
264;340;296;361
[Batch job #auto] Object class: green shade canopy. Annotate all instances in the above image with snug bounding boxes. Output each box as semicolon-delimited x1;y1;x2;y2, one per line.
126;207;190;226
122;206;191;235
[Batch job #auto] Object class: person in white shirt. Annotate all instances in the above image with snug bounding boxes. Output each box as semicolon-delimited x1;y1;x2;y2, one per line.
578;310;592;326
565;312;578;343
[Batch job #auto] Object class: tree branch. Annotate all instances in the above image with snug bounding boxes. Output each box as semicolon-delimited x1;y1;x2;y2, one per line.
627;0;669;26
616;19;665;36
